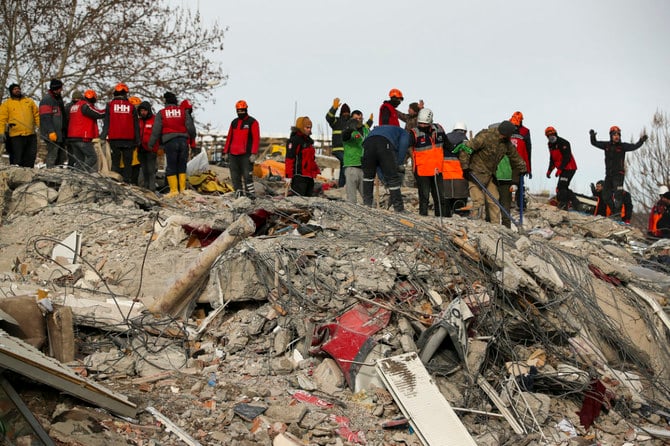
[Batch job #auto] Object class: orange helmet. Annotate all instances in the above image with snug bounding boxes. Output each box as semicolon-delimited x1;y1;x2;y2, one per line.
609;125;621;134
114;82;129;93
128;96;141;106
545;126;557;136
84;89;97;100
388;88;403;99
235;100;248;110
510;111;523;126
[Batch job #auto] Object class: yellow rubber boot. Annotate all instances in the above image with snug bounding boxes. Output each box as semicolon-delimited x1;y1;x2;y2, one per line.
178;173;191;194
166;175;179;197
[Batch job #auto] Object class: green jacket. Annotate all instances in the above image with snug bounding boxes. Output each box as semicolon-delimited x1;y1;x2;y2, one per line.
342;125;369;167
459;127;526;179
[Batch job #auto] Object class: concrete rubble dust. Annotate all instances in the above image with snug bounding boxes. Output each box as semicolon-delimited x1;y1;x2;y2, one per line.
1;164;670;446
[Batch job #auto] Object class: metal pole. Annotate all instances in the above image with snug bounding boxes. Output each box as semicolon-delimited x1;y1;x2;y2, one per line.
469;172;520;228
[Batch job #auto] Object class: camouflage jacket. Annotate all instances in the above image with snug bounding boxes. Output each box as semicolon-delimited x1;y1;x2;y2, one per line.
458;127;527;178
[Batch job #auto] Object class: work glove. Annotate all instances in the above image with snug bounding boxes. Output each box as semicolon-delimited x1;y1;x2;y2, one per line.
527;173;532;179
157;148;165;156
284;177;292;184
0;134;5;143
49;132;57;142
332;98;340;109
641;134;648;143
546;172;551;179
589;129;596;137
555;170;561;177
249;153;257;163
368;113;373;122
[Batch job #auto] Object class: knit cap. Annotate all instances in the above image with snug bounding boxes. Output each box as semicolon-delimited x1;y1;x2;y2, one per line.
163;91;178;104
340;103;350;115
49;79;63;90
295;116;313;133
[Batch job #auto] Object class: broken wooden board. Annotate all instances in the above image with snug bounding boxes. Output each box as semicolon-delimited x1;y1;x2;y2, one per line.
0;329;137;418
376;352;477;446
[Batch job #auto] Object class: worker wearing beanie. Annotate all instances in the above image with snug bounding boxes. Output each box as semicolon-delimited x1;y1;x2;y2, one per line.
101;83;140;184
0;83;40;167
223;99;260;199
136;101;160;192
285;116;320;197
39;78;68;167
148;91;196;197
589;125;647;221
545;126;579;211
326;98;351;187
456;120;527;225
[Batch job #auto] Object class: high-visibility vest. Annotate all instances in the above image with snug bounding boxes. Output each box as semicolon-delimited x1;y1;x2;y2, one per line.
411;125;445;177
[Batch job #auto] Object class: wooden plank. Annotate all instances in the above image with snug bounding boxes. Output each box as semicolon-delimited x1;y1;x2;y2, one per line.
0;329;136;418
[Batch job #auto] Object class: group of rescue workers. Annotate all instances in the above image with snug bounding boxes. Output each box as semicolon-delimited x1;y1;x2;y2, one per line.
1;81;669;238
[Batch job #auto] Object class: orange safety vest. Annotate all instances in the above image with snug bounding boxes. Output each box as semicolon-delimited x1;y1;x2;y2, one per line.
411;126;444;177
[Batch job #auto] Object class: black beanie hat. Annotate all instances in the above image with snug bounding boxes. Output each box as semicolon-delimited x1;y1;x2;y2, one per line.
8;83;20;94
49;79;63;90
340;103;350;115
498;120;516;137
163;91;178;104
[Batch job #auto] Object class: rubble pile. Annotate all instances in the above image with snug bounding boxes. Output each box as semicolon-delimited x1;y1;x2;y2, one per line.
1;165;670;445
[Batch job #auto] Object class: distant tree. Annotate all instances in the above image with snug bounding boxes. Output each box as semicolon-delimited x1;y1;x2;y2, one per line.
0;0;227;106
626;110;670;227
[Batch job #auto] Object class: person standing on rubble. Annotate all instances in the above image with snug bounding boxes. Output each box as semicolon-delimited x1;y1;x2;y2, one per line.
361;125;410;212
341;110;370;204
101;83;139;184
223;100;260;199
591;179;633;224
180;99;197;159
443;122;470;216
137;101;159;192
39;78;68;168
149;91;196;197
590;125;647;220
399;101;423;131
0;83;40;167
545;126;579;211
509;111;532;209
648;186;670;238
286;116;320;197
326;98;350;187
456;120;527;224
66;89;105;172
379;89;404;126
408;108;447;216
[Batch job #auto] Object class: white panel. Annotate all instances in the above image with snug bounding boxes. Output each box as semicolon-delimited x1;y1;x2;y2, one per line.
376;352;477;446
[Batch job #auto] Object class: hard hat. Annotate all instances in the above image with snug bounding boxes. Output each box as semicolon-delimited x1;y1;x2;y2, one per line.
453;121;467;131
114;83;129;93
510;111;523;126
180;99;193;110
545;126;557;136
417;108;433;125
388;88;404;99
128;96;141;106
84;89;97;100
609;125;621;134
660;185;669;195
235;100;248;110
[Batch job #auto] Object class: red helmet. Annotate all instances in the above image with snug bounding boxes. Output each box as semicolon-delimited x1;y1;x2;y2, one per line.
84;89;97;100
180;99;193;110
388;88;403;99
545;126;557;136
235;100;248;110
114;82;129;93
609;125;621;134
510;111;523;126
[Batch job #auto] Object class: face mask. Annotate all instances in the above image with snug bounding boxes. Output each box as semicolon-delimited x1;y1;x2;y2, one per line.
548;135;557;143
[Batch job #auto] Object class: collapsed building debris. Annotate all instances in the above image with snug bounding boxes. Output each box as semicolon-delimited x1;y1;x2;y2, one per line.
1;164;670;445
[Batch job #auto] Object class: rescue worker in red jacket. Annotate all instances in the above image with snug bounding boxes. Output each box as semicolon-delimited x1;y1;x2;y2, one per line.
101;83;139;184
137;101;159;192
590;125;647;220
379;89;403;126
648;187;670;238
148;91;196;197
66;89;105;172
223;100;260;199
409;108;447;216
180;99;197;158
285;116;320;197
509;111;532;209
545;126;579;211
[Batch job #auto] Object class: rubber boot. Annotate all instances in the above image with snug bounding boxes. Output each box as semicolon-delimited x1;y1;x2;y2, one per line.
178;173;189;194
166;175;179;197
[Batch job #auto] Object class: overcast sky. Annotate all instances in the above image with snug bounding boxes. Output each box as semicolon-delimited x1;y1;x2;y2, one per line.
180;0;670;195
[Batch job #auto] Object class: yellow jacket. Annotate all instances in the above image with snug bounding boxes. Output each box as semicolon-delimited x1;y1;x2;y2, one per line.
0;96;40;137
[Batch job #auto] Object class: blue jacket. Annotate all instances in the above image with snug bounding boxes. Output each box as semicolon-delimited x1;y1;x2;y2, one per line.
366;125;409;165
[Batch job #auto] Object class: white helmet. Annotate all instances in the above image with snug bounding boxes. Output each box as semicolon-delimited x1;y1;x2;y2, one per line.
453;121;467;132
660;185;669;195
417;108;433;125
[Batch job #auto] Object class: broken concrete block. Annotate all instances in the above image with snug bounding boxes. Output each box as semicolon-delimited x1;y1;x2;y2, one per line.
265;403;307;424
273;432;304;446
313;358;344;395
270;357;295;375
